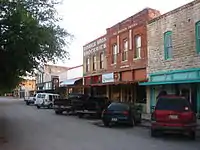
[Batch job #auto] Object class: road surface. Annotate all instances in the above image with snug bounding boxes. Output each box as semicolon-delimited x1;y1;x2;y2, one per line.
0;97;200;150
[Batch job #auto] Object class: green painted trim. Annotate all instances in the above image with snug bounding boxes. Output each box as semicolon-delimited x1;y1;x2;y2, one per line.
139;79;200;86
197;84;200;116
195;21;200;53
150;68;200;77
164;31;172;60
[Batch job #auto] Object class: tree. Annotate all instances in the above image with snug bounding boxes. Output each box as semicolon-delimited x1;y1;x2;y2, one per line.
0;0;73;91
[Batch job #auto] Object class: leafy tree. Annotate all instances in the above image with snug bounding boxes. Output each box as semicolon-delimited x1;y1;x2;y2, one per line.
0;0;73;91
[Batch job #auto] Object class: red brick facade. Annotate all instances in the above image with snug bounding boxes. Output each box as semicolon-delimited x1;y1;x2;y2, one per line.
106;8;160;82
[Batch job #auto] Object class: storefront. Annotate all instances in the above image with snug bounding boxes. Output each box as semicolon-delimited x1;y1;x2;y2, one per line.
140;68;200;114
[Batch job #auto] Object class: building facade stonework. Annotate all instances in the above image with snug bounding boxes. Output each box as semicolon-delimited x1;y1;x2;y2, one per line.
141;0;200;114
147;0;200;74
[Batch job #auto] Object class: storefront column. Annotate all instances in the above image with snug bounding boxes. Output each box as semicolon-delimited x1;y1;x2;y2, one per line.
120;85;123;102
146;87;151;114
197;84;200;117
150;86;156;113
106;85;110;99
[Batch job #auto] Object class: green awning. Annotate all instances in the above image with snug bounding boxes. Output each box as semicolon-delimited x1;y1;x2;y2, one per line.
139;79;200;86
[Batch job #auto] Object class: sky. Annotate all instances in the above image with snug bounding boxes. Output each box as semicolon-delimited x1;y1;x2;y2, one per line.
54;0;193;67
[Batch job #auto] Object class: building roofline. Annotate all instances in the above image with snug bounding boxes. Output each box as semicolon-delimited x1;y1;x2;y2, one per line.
83;34;106;48
106;7;159;30
68;65;83;70
45;64;69;69
148;0;200;24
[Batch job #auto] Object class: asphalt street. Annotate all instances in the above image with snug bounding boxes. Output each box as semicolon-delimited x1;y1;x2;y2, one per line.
0;97;200;150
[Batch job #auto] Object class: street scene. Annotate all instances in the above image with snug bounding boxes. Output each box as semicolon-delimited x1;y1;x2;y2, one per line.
0;97;200;150
1;0;200;150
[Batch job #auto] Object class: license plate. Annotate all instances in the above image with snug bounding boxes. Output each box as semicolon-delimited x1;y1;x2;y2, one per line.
169;115;178;119
111;118;118;122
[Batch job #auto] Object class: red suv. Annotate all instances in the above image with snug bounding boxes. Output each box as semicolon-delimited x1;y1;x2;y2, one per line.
151;95;197;140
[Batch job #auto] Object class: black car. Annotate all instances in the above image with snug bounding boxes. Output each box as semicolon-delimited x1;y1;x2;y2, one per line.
102;102;142;127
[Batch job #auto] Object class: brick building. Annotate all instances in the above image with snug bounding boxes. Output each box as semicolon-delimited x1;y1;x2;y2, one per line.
83;35;107;96
140;0;200;114
104;8;160;110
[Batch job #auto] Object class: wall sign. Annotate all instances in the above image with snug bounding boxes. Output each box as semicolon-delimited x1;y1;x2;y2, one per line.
102;73;114;83
83;36;106;56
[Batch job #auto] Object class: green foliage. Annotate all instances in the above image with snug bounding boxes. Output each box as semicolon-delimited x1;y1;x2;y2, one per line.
0;0;73;91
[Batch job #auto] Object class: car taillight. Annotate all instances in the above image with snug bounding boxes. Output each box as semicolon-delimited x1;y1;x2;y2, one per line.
151;112;156;121
123;111;129;115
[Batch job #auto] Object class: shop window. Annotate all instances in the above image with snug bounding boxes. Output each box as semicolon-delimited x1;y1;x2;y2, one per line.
92;55;97;71
122;39;128;61
195;21;200;53
164;31;173;60
112;44;117;64
100;52;104;69
134;35;141;59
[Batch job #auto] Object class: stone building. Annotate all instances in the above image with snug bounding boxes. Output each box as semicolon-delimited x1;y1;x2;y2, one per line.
140;0;200;114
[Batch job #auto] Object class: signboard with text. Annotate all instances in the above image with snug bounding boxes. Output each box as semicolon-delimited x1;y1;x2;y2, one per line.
83;36;106;56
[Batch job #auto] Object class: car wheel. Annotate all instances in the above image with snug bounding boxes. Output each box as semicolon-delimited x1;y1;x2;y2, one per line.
189;131;196;140
151;129;158;137
103;120;110;127
37;105;40;109
48;104;53;109
55;111;62;115
78;114;83;118
26;102;29;105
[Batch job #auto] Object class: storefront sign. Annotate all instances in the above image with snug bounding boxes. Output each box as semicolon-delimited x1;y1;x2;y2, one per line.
83;36;106;56
102;73;114;83
113;23;138;35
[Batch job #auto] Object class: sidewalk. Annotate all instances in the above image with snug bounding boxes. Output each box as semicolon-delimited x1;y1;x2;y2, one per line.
140;113;200;130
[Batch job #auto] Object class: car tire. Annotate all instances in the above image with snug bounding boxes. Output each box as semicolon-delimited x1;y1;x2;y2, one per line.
189;131;196;140
48;104;53;109
37;105;40;109
151;129;158;137
26;102;29;105
78;113;83;118
103;121;110;127
55;111;62;115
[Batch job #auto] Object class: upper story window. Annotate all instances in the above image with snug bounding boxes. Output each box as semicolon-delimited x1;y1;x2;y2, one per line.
134;35;141;59
100;52;104;69
122;39;128;61
164;31;173;60
92;55;97;71
195;21;200;53
112;44;118;64
86;58;90;72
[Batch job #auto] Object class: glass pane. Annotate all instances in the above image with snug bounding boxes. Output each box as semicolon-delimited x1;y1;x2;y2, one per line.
197;24;200;39
136;36;141;48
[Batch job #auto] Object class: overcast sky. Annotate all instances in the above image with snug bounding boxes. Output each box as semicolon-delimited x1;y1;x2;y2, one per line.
55;0;193;67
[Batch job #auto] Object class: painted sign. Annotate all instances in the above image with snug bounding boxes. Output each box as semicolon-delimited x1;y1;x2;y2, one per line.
83;36;106;56
112;23;138;35
102;73;114;83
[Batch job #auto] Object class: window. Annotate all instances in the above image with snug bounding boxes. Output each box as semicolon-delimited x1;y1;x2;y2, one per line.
112;44;118;64
134;36;141;58
100;53;104;69
195;21;200;53
92;55;97;71
86;58;90;72
164;31;173;59
122;39;128;61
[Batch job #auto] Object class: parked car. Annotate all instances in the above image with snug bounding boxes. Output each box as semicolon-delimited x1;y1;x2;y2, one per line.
53;93;89;114
76;96;109;118
35;93;60;109
24;94;36;105
101;102;142;127
151;95;197;140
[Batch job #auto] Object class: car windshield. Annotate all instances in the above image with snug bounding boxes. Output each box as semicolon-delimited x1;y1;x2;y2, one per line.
108;103;129;111
155;97;191;111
